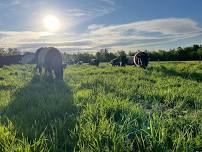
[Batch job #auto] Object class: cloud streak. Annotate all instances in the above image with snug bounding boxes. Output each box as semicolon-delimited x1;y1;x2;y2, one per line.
100;0;115;5
64;7;114;19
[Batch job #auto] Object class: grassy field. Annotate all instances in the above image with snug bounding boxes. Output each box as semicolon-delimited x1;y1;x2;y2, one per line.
0;61;202;152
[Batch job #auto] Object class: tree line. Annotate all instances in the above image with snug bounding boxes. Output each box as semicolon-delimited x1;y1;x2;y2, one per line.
63;44;202;63
1;44;202;62
149;44;202;61
0;48;21;56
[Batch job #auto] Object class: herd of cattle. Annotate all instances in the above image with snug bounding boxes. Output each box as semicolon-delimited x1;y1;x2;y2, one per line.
110;51;149;68
0;47;149;79
88;51;149;69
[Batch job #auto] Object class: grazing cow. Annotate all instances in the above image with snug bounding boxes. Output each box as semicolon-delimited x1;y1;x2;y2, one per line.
77;61;83;65
134;51;149;68
89;59;99;66
35;47;63;79
111;58;121;66
111;57;127;66
0;55;22;68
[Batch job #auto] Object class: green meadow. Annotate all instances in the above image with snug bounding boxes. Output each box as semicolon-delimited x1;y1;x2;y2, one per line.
0;61;202;152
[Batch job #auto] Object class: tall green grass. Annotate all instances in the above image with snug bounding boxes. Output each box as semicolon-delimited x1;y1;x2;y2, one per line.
0;61;202;151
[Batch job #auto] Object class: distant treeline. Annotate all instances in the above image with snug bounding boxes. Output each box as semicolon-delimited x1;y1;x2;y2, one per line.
1;44;202;63
149;44;202;61
63;49;117;63
0;48;21;56
63;44;202;63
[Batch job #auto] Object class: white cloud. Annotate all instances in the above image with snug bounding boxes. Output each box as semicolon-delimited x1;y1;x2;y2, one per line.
88;18;202;35
84;18;202;50
100;0;115;5
88;24;105;30
0;31;43;47
65;9;87;17
64;6;114;19
0;18;202;52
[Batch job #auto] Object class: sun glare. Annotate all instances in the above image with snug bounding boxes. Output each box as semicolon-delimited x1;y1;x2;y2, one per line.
43;15;61;32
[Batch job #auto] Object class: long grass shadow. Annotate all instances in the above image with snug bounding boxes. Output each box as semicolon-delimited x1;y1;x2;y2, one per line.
149;66;202;82
2;75;78;151
0;84;16;91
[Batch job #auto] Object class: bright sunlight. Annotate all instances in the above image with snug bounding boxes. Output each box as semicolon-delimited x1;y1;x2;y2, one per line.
43;15;61;32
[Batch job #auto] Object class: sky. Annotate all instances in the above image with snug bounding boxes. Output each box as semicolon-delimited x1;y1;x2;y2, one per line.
0;0;202;53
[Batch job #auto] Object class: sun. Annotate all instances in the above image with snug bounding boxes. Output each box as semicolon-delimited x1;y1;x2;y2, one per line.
43;15;61;32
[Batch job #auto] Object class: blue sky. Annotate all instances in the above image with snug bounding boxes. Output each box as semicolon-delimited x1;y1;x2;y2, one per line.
0;0;202;52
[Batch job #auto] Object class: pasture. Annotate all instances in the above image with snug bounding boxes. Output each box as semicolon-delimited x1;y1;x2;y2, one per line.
0;61;202;151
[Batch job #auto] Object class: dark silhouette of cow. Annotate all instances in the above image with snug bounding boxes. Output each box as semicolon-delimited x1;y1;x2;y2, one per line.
111;58;121;66
89;59;99;66
134;51;149;68
77;61;83;65
0;55;22;68
111;57;127;66
35;47;63;79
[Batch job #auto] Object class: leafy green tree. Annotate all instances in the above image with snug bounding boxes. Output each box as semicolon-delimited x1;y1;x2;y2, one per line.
0;48;21;56
197;48;202;60
0;48;7;56
118;51;127;65
8;48;21;55
96;49;116;62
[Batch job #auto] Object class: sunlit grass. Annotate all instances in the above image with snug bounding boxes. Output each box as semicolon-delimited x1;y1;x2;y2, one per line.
0;61;202;151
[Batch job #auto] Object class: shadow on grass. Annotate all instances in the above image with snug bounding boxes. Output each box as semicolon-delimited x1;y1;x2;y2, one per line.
148;66;202;82
0;85;16;91
2;75;78;151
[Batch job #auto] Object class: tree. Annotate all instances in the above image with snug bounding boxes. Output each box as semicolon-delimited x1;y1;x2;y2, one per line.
8;48;21;55
118;51;127;65
0;48;6;56
197;48;202;60
96;49;116;62
128;51;136;56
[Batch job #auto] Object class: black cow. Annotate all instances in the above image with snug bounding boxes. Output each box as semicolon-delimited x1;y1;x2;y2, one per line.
35;47;63;80
111;57;127;66
134;51;149;69
89;59;99;66
0;55;22;68
111;58;121;66
77;61;83;65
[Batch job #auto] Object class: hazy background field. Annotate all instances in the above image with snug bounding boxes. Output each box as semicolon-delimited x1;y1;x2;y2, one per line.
0;61;202;151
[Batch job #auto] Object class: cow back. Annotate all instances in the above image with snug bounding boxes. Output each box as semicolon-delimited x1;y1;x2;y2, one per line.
37;48;49;66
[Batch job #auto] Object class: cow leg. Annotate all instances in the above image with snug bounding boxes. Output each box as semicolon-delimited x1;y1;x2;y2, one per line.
53;68;58;79
54;66;63;80
45;66;53;78
45;68;48;76
35;65;38;73
39;66;42;75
